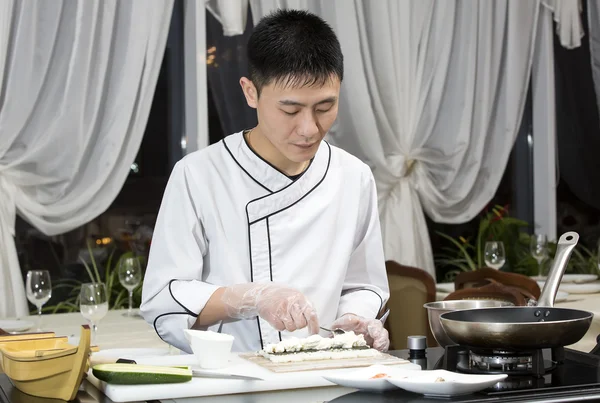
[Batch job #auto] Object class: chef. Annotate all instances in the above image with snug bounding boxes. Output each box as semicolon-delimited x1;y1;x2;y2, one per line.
140;9;390;354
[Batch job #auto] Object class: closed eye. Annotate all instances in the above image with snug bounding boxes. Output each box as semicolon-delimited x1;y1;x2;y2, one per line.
316;108;333;113
282;110;299;116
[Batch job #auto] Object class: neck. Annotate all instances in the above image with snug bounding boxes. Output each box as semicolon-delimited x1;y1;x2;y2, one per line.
246;127;309;176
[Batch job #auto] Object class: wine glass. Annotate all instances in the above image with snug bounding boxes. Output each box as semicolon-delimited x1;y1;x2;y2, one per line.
530;234;549;278
484;241;506;270
118;256;142;317
26;270;52;331
79;283;108;345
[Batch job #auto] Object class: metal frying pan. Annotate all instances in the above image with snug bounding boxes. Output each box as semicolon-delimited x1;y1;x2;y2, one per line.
439;232;594;350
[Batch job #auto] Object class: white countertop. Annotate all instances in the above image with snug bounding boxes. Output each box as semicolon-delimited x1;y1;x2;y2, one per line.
19;309;173;351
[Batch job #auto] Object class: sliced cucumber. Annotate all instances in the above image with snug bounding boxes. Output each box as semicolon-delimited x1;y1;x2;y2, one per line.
92;363;192;385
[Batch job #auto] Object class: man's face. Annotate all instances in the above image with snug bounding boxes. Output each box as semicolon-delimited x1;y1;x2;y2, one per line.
241;76;341;164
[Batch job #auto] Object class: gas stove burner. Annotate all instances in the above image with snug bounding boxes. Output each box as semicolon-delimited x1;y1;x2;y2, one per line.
486;377;536;392
485;349;529;355
469;350;533;372
443;345;564;377
430;345;600;397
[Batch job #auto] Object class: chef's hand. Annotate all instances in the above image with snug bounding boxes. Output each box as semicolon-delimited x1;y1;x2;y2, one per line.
331;313;390;352
221;283;319;334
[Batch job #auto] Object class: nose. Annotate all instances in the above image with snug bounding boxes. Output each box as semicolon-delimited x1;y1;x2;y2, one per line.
297;112;320;141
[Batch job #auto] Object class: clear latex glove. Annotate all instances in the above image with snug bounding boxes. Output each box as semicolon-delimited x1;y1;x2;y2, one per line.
331;313;390;352
221;283;319;334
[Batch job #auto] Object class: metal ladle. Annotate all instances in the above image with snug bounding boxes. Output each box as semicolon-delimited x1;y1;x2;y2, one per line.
320;308;391;335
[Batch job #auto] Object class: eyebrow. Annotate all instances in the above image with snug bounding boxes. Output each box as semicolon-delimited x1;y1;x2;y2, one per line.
278;96;337;107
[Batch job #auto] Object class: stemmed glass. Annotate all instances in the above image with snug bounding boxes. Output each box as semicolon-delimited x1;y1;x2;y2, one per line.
26;270;52;331
530;234;549;278
118;256;142;317
484;241;506;270
79;283;108;345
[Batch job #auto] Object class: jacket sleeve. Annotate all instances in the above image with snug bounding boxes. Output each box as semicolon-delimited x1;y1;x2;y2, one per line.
337;164;390;320
140;160;220;353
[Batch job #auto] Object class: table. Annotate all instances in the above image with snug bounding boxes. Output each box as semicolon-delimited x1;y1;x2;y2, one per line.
554;291;600;352
24;309;172;351
1;305;599;402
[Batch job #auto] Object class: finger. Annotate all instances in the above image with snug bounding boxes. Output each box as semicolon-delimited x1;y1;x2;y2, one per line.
332;314;360;331
267;316;286;331
369;323;390;351
280;312;298;332
304;306;320;335
373;334;390;351
260;305;287;331
289;303;308;330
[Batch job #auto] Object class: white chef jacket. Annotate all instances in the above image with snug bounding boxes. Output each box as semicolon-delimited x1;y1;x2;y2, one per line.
140;131;390;353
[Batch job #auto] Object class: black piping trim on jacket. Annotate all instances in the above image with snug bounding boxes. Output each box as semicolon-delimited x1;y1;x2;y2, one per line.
245;216;266;350
153;312;192;342
256;317;264;350
341;287;385;318
244;211;260;348
242;129;291;179
246;212;254;283
248;143;332;226
168;279;199;317
266;217;273;282
243;142;331;349
222;138;273;193
266;217;282;342
242;130;315;181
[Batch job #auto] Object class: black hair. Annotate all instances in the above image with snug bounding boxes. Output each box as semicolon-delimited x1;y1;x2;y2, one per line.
247;9;343;94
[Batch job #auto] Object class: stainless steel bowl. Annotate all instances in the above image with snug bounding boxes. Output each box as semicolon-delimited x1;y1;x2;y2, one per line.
424;300;514;347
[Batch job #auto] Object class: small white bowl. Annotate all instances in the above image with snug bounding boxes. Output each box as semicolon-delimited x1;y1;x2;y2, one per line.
183;329;234;369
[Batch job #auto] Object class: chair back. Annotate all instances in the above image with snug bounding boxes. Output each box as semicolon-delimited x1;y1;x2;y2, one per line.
451;268;541;305
385;261;437;349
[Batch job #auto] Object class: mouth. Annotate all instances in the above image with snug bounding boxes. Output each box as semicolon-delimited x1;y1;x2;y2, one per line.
293;143;317;150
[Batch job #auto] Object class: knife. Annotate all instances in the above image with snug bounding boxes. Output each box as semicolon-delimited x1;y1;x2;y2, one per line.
191;369;263;381
91;358;264;381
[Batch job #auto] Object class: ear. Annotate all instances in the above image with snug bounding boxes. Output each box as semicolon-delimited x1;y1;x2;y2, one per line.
240;77;258;109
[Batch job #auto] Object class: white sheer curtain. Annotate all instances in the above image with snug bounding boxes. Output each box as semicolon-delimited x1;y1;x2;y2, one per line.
589;0;600;132
250;0;539;279
0;0;173;318
206;0;249;36
543;0;584;49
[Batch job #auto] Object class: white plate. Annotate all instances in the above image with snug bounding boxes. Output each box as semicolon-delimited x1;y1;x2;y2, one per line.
555;290;569;302
436;282;455;293
559;282;600;294
533;285;569;301
537;281;600;295
562;274;597;283
0;319;34;333
322;364;421;392
92;348;171;359
387;369;507;397
532;274;598;283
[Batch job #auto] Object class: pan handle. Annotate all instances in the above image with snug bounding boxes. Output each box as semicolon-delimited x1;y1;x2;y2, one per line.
591;334;600;356
537;231;579;307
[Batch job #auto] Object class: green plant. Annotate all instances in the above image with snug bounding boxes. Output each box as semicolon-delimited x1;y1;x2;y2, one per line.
43;241;145;314
545;242;600;276
435;205;531;281
434;205;600;282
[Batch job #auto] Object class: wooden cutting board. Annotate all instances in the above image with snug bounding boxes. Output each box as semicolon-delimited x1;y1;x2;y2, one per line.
239;351;410;373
